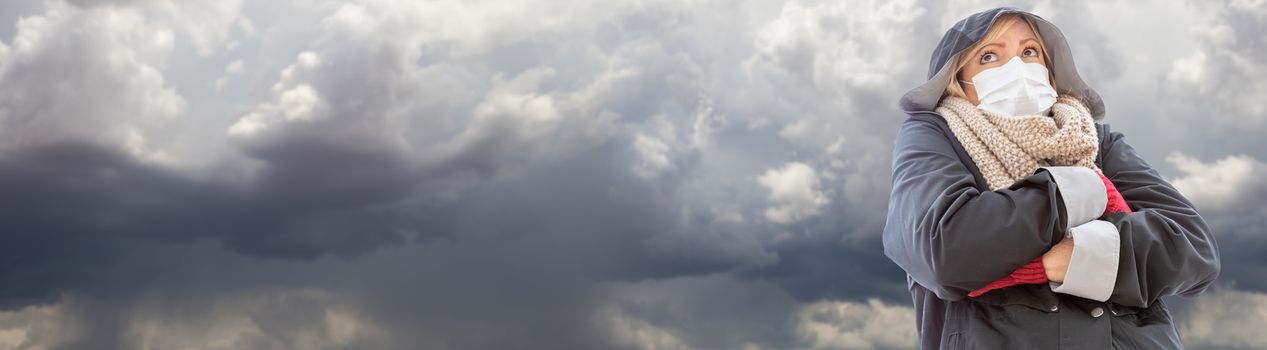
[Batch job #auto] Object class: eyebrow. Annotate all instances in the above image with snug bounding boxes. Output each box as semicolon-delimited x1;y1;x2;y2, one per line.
973;38;1042;56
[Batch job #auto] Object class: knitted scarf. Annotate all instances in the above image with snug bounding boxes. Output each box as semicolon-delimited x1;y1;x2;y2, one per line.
936;94;1100;191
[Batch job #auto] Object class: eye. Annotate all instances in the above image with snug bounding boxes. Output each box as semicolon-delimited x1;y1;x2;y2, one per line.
1022;47;1039;57
979;52;998;64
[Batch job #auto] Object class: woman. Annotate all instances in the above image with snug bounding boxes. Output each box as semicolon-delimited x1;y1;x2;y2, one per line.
882;7;1220;349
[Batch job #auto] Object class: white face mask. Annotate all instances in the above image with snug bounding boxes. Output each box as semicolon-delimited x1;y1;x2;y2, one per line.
960;56;1057;116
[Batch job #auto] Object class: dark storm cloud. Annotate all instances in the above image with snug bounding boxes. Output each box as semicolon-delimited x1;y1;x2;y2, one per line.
0;138;439;259
0;139;438;313
0;137;798;348
0;3;799;346
1211;218;1267;291
1164;153;1267;292
1159;0;1267;160
742;235;910;303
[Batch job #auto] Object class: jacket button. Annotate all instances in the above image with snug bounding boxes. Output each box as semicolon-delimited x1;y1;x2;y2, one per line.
1049;305;1059;312
1090;307;1105;318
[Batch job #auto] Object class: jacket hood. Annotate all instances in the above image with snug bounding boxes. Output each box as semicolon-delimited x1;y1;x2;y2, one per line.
898;7;1105;120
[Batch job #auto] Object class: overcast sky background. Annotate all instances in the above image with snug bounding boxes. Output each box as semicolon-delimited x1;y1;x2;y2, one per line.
0;0;1264;349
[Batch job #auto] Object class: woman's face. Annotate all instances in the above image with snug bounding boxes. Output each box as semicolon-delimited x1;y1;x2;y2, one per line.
958;19;1048;105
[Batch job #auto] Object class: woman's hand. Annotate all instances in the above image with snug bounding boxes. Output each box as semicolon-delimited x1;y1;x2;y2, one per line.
1042;235;1074;283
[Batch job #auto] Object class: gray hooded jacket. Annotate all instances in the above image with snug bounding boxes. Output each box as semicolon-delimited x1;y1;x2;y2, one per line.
882;7;1220;349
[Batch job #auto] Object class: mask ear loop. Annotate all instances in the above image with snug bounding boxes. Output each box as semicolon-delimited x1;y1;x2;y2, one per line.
958;80;975;86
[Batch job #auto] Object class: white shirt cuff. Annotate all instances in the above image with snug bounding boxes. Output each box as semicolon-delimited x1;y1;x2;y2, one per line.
1039;166;1108;228
1049;220;1120;302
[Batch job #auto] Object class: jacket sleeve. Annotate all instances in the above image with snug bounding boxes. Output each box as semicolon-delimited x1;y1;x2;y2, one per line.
1097;124;1221;308
882;115;1071;301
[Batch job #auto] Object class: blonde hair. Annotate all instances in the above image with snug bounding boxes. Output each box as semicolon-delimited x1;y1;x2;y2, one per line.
944;13;1057;99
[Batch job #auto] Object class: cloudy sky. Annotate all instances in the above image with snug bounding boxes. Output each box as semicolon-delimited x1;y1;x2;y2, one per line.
0;0;1263;349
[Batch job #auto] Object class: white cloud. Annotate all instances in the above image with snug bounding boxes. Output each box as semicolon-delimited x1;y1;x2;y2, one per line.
125;289;388;349
634;133;675;179
272;51;321;93
228;84;327;137
436;67;573;166
600;275;916;350
599;304;694;350
312;0;590;62
742;0;922;221
1161;0;1267;124
795;299;917;350
690;95;724;149
1165;152;1267;241
597;274;799;349
753;0;927;92
215;59;245;91
1181;288;1267;349
0;1;185;156
65;0;247;55
1166;152;1265;212
229;0;626;179
0;302;74;349
759;162;829;224
149;0;244;55
0;38;9;66
1166;51;1209;92
0;289;389;349
779;119;811;142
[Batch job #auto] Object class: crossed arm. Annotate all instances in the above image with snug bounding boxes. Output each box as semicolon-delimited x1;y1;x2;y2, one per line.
882;116;1220;306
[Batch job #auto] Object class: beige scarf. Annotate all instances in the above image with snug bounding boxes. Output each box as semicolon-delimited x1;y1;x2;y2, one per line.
936;94;1100;190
